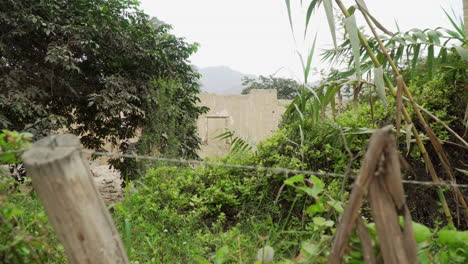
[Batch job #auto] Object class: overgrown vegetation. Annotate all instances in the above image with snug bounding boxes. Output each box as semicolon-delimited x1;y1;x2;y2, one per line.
0;0;206;180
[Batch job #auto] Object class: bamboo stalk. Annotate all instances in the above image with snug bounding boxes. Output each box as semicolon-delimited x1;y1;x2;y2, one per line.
355;0;468;223
333;0;455;226
405;97;468;148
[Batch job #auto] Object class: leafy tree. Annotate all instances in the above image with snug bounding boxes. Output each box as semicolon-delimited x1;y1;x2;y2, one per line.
241;75;300;99
0;0;206;170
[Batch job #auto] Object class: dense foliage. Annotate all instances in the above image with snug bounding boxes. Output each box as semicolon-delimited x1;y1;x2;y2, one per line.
241;75;300;100
0;0;206;166
1;126;467;262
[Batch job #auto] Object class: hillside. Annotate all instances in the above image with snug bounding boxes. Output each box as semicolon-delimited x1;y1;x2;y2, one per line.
197;66;255;94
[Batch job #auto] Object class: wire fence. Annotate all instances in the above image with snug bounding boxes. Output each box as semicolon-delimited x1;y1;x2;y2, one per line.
85;150;468;189
1;148;468;189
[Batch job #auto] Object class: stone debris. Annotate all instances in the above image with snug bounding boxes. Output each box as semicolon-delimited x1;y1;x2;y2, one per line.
90;164;123;205
2;163;123;205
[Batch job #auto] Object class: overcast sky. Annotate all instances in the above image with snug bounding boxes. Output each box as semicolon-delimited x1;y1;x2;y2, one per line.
138;0;463;81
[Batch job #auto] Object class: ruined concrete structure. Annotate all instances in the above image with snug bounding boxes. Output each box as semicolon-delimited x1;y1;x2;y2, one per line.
82;89;290;161
196;89;291;157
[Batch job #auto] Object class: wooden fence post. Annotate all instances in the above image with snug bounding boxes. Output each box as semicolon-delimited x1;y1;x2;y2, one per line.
327;126;417;264
22;134;129;264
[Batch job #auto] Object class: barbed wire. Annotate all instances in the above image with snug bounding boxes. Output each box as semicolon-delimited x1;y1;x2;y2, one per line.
83;150;349;178
0;148;29;155
1;148;468;189
82;150;468;189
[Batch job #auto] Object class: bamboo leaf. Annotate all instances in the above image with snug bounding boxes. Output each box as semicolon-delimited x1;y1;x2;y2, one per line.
443;8;465;39
438;47;448;63
215;131;233;140
304;0;320;38
455;46;468;61
299;124;305;143
411;29;428;42
355;0;368;11
305;85;321;104
323;0;337;48
330;92;336;120
394;46;404;66
406;123;413;155
297;51;306;73
304;34;318;83
427;30;441;45
427;44;434;79
294;103;305;121
344;15;361;78
285;0;294;34
373;66;387;111
410;44;421;78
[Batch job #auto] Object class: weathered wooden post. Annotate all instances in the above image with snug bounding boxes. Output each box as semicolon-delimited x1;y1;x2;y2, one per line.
327;127;417;264
22;134;129;264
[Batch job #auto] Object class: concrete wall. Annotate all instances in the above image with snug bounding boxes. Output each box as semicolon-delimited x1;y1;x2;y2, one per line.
465;0;468;37
73;89;290;161
196;89;291;157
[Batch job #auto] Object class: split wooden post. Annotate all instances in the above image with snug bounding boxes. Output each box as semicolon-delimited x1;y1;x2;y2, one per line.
22;134;129;264
327;127;418;264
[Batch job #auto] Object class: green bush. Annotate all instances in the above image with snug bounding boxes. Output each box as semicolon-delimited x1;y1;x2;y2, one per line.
0;178;65;263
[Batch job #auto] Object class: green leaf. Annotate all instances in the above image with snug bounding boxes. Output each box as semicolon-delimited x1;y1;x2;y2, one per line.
323;0;336;49
309;175;325;192
411;29;428;42
215;130;233;140
307;202;325;214
410;44;421;77
455;46;468;61
373;66;388;111
436;229;468;245
427;30;441;44
443;8;465;39
124;218;132;255
304;0;320;39
297;175;324;198
214;246;230;264
0;153;17;164
344;15;361;77
412;222;432;243
293;103;305;121
427;44;434;79
284;174;305;187
285;0;294;34
327;200;344;214
438;46;448;63
355;0;368;11
313;216;334;227
299;124;305;144
304;34;318;83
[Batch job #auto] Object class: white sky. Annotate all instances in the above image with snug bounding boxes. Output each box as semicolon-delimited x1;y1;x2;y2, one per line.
138;0;463;81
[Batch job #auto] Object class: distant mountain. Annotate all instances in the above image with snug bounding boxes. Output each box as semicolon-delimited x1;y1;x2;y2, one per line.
197;66;255;94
